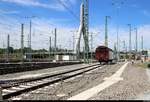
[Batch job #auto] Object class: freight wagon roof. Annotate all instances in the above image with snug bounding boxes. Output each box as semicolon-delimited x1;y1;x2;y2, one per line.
96;46;113;52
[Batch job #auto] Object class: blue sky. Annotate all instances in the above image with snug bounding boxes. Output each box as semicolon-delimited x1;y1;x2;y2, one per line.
0;0;150;51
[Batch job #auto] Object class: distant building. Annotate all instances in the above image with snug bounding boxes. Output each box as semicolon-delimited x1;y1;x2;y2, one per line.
55;54;77;61
140;50;148;62
148;50;150;57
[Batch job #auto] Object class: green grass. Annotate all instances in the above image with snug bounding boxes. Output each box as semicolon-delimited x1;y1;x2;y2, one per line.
134;62;149;69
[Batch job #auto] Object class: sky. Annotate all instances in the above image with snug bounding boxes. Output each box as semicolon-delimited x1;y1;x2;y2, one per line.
0;0;150;51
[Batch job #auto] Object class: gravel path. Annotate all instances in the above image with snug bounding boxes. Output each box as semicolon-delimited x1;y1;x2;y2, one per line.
10;62;124;100
135;68;150;100
0;63;96;80
90;62;150;100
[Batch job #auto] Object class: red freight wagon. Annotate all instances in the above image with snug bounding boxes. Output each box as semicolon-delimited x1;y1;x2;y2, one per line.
95;46;114;63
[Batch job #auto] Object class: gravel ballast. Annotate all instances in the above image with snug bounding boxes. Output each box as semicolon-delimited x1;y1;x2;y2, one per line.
10;62;124;100
90;62;150;100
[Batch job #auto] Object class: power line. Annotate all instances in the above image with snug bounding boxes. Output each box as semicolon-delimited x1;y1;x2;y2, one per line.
111;0;126;61
57;0;79;21
67;0;75;8
0;22;20;32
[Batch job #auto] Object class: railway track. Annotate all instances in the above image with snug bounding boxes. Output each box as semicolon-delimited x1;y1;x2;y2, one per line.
1;64;102;100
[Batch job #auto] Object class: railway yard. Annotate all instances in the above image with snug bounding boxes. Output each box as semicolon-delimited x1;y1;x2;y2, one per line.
1;61;150;100
1;0;150;101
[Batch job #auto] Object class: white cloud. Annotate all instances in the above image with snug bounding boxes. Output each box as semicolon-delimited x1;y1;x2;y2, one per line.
0;9;19;14
1;0;77;11
0;15;78;50
138;25;150;50
0;13;150;51
31;18;78;50
90;24;150;51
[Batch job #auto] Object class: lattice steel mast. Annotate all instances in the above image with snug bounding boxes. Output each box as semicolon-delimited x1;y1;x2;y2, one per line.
75;0;89;63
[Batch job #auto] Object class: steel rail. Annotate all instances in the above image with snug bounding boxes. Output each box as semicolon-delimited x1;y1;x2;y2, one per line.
2;64;102;99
